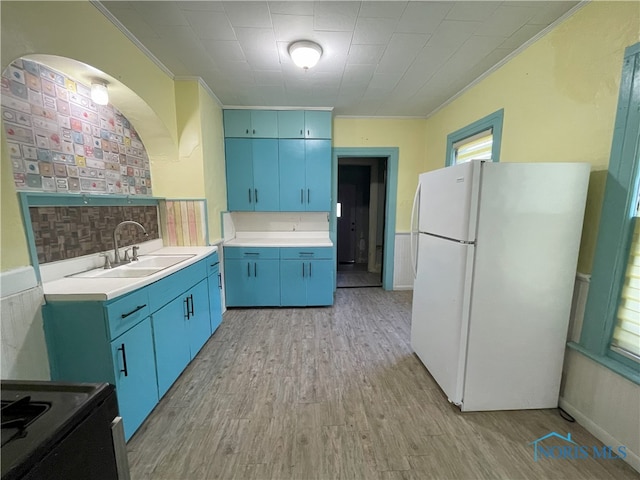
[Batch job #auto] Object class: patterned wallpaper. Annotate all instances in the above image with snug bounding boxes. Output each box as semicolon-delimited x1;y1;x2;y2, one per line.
2;59;152;195
30;205;159;264
159;200;207;246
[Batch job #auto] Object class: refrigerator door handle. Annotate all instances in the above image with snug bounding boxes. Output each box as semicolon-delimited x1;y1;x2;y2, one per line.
410;181;421;279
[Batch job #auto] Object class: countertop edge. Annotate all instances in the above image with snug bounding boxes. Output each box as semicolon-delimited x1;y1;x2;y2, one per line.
43;246;218;302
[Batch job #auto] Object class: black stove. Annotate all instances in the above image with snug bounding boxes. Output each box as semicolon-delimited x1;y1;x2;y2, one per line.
1;381;128;480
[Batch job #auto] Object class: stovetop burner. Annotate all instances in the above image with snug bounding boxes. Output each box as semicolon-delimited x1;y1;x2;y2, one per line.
1;396;51;447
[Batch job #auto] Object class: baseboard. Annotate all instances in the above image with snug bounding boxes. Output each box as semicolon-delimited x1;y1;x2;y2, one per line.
559;397;640;473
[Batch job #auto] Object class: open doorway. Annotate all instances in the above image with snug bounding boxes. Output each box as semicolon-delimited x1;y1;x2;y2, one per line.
336;158;387;288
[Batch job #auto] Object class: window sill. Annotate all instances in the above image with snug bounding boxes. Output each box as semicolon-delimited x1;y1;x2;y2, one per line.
567;342;640;385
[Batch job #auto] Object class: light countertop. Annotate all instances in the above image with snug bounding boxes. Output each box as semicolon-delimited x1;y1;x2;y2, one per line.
223;231;333;248
43;246;218;302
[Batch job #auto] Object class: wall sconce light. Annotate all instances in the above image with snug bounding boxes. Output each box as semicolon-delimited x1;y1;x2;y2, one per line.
289;41;323;70
91;81;109;105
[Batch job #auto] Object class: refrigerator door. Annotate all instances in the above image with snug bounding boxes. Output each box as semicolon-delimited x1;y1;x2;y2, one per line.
461;162;590;411
418;161;481;242
411;233;475;406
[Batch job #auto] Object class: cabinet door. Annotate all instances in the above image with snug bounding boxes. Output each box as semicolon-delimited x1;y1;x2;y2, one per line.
250;110;278;138
224;259;253;306
223;110;251;138
225;139;254;211
305;111;332;139
306;260;334;306
152;296;190;398
111;318;158;441
280;260;307;306
305;139;332;211
252;139;280;211
187;279;211;358
253;260;281;306
277;110;305;138
279;139;306;211
208;265;223;334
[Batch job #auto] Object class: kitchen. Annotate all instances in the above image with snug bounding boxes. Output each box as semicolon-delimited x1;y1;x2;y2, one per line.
1;1;639;479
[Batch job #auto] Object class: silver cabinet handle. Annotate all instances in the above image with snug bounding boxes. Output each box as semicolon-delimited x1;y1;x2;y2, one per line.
247;262;251;277
254;262;257;276
248;189;252;203
302;262;305;277
307;189;310;203
255;188;258;203
309;262;312;277
301;189;304;203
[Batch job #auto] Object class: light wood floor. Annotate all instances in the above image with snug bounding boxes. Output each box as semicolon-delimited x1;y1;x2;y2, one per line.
336;263;382;288
127;288;639;480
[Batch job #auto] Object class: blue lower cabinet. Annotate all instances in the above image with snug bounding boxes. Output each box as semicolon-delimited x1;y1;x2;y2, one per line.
110;318;158;440
280;259;334;306
225;247;334;307
225;258;280;306
306;260;334;306
187;279;211;357
152;295;190;398
43;251;220;442
280;260;307;306
208;264;223;334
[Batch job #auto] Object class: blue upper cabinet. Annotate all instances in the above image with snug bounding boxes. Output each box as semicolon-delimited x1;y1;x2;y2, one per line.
225;138;279;211
223;110;278;138
277;110;332;139
277;111;305;138
279;139;306;211
252;139;280;211
225;109;331;212
304;111;332;139
305;140;332;211
279;139;331;212
225;139;254;210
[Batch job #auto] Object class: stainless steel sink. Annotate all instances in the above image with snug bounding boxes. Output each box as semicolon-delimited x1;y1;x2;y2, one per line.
68;254;195;279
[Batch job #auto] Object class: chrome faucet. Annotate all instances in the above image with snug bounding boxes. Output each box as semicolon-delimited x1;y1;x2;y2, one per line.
113;221;148;264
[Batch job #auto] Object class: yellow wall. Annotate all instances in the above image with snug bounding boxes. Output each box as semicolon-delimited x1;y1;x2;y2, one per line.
424;1;640;273
0;1;195;271
333;118;427;231
199;85;227;242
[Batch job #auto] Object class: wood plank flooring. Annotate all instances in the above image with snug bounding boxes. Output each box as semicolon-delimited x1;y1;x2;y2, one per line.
127;288;639;479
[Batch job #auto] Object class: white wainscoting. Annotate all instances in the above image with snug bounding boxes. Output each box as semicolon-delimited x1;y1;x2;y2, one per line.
560;273;640;473
0;268;50;380
393;232;414;290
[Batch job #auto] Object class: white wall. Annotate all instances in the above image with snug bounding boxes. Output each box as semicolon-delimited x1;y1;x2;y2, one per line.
560;275;640;472
1;268;50;380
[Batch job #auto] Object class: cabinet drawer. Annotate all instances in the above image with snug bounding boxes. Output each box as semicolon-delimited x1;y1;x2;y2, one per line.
105;289;150;340
280;247;332;259
205;251;219;277
147;260;207;312
224;247;280;259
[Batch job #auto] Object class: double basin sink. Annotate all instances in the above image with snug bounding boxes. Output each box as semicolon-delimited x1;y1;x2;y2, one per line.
69;254;195;279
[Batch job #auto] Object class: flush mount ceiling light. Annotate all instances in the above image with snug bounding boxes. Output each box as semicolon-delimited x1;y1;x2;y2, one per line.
289;41;323;70
90;81;109;105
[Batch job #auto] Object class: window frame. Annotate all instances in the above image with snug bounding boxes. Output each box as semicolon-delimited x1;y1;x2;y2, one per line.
569;42;640;384
445;109;504;167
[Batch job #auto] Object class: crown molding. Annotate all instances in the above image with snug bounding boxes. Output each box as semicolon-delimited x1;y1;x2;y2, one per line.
90;0;174;80
426;1;588;119
222;106;334;111
334;115;427;120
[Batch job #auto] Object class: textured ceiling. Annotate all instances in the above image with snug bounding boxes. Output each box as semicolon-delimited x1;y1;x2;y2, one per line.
98;1;579;117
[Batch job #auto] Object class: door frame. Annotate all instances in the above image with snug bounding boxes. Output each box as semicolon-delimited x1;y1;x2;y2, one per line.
331;147;398;290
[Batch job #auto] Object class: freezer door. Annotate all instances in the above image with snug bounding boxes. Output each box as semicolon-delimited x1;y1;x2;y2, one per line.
418;161;481;242
410;233;474;406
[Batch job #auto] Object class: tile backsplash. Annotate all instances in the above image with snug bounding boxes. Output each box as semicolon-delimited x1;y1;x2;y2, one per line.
30;205;159;264
2;58;152;195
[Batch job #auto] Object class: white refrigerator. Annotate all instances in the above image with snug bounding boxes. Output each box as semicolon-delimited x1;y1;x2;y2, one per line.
410;160;590;411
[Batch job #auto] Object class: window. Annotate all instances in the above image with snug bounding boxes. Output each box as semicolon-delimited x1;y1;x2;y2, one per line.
452;129;493;164
611;220;640;359
571;42;640;384
445;109;504;167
